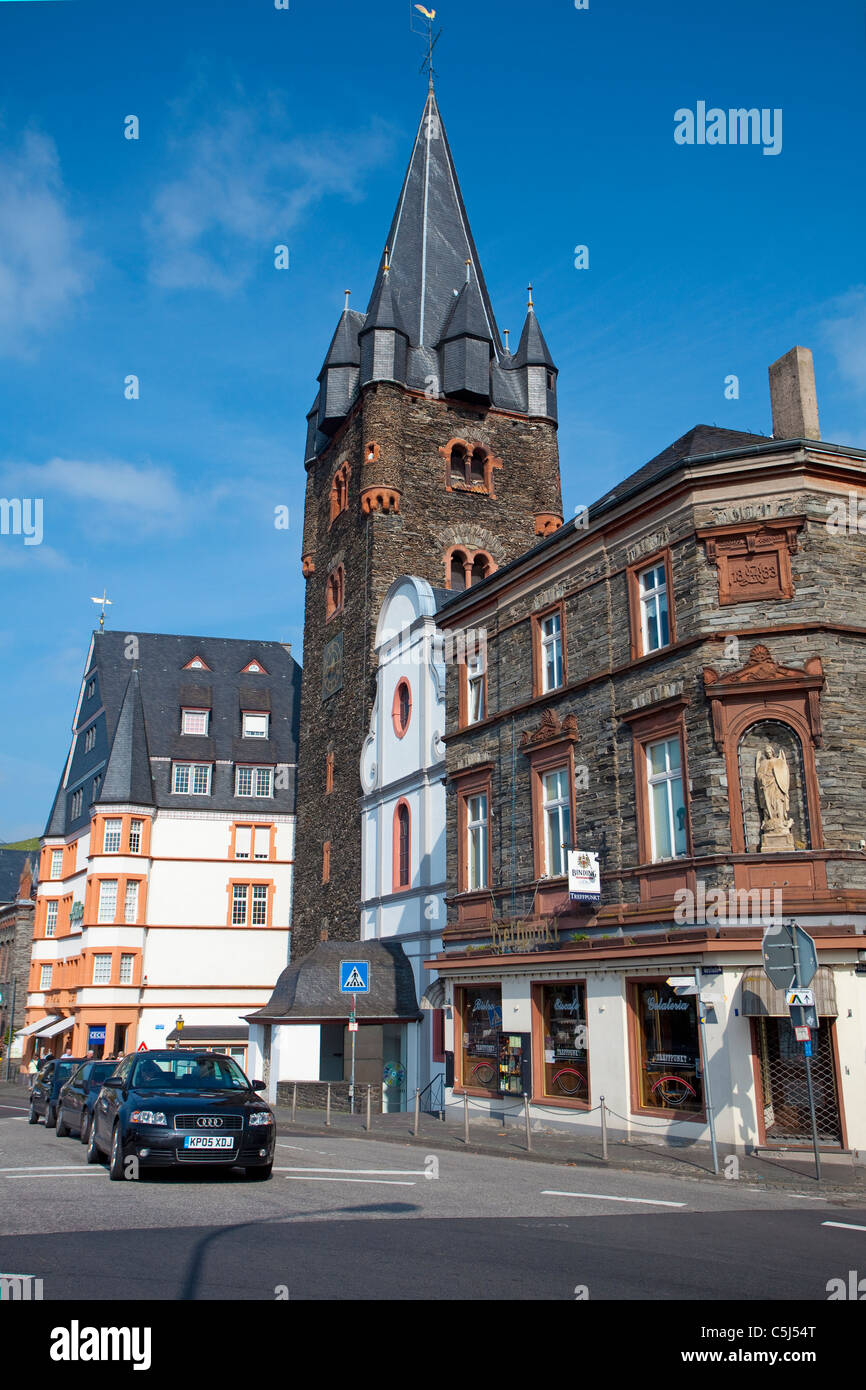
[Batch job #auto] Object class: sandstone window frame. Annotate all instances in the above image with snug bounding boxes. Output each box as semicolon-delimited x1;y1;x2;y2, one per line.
623;697;693;867
454;765;493;896
626;548;676;661
459;648;487;728
439;437;501;497
531;600;567;697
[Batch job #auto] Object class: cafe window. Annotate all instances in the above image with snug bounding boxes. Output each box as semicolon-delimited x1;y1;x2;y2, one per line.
632;981;703;1115
457;985;502;1094
538;982;589;1103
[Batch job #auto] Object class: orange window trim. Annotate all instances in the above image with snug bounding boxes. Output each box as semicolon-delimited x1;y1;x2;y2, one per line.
453;766;493;894
392;799;411;892
526;742;577;880
225;879;275;927
322;842;331;885
531;600;568;698
624;702;692;865
392;679;412;738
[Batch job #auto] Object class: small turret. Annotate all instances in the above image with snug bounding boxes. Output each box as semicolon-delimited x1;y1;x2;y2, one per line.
437;261;494;403
316;297;365;436
512;285;557;420
359;251;410;387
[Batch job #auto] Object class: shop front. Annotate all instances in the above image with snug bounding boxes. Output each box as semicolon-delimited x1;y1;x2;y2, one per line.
629;979;705;1117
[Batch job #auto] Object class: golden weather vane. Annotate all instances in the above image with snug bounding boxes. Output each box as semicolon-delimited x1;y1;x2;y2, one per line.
90;589;113;631
413;5;441;89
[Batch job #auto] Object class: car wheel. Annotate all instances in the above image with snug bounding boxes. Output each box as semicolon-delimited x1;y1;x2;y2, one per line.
45;1104;57;1129
108;1124;125;1181
80;1110;91;1144
28;1102;39;1124
56;1108;70;1138
246;1163;273;1181
86;1118;103;1165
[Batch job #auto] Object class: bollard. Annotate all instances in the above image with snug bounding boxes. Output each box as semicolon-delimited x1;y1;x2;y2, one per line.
292;1082;297;1124
463;1091;469;1145
523;1092;532;1152
600;1094;608;1162
413;1087;420;1138
325;1081;331;1127
366;1084;372;1131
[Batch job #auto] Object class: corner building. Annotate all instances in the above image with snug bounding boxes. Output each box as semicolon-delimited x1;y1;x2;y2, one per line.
291;86;563;962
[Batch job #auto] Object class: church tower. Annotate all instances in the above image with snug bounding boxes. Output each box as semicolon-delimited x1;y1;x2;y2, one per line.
292;85;563;959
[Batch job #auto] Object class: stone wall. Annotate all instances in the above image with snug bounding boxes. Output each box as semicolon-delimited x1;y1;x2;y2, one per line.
276;1079;383;1114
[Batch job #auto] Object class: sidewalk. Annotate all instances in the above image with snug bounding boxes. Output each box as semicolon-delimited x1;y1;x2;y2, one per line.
268;1095;866;1198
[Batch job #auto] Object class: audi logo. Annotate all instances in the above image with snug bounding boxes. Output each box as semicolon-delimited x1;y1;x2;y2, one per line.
196;1117;223;1128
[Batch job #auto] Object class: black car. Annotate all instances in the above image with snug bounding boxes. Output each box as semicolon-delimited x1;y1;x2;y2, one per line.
56;1060;118;1141
28;1058;87;1127
87;1050;275;1180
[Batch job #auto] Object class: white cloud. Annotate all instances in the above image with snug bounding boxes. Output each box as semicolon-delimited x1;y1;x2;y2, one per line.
820;287;866;392
3;457;185;534
147;100;396;293
0;131;94;355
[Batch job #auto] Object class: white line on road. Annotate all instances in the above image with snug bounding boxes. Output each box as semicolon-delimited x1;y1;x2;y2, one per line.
822;1221;866;1232
9;1172;102;1179
0;1165;93;1173
0;1105;29;1112
277;1143;334;1156
542;1190;686;1208
280;1174;415;1186
277;1165;431;1176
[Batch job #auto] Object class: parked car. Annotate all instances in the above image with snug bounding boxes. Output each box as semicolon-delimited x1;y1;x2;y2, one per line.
28;1057;87;1127
56;1060;118;1141
87;1050;275;1180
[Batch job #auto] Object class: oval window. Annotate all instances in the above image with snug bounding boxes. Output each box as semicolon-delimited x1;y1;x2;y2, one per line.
393;679;412;738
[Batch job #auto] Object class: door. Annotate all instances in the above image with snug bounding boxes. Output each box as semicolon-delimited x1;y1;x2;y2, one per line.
382;1025;406;1114
755;1017;842;1146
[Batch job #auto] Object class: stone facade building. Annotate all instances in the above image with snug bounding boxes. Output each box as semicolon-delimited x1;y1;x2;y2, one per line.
0;856;36;1068
290;86;563;964
432;347;866;1155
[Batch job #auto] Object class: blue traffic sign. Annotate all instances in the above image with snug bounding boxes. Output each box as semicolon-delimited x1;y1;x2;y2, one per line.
340;961;370;994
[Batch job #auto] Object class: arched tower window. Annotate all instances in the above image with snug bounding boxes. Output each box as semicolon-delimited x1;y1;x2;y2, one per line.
450;444;469;487
326;565;345;620
329;462;351;524
392;678;412;738
448;549;469;592
469;448;486;486
445;547;496;591
471;552;491;586
394;801;411;890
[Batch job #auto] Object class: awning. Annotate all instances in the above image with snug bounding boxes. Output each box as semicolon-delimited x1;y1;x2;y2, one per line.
419;979;446;1010
741;965;837;1017
37;1017;74;1039
166;1026;248;1044
15;1016;59;1038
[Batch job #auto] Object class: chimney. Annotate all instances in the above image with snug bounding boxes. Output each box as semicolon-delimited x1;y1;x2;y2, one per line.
768;346;820;441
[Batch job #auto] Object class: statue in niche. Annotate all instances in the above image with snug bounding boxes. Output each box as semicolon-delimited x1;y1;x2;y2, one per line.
755;743;794;850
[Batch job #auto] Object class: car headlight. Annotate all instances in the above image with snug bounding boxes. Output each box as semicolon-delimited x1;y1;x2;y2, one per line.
248;1111;274;1127
130;1110;168;1126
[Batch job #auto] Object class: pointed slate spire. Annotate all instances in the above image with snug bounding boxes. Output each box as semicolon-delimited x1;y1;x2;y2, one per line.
365;90;502;358
100;669;154;806
359;253;410;386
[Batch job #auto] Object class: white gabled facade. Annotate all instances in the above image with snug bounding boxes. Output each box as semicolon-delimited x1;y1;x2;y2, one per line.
359;576;447;1110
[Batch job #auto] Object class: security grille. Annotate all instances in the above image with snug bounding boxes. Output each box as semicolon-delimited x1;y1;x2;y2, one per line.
756;1017;842;1145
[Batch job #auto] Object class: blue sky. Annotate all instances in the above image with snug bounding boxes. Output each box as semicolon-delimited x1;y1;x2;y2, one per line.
0;0;864;839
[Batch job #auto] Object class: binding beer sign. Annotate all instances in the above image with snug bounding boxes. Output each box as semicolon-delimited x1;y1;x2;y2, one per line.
567;850;601;903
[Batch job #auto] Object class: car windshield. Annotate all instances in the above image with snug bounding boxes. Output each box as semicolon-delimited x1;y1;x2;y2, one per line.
130;1054;250;1091
55;1062;76;1081
87;1062;116;1084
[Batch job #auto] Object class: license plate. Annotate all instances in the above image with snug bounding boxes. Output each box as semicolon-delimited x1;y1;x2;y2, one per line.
183;1136;234;1150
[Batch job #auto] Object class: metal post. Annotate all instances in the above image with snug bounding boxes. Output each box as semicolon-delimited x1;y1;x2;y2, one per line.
523;1092;532;1152
463;1091;469;1144
413;1087;420;1138
325;1081;331;1127
600;1094;608;1161
291;1082;297;1123
349;1010;356;1115
3;977;16;1082
697;1004;720;1176
792;927;822;1181
366;1084;372;1131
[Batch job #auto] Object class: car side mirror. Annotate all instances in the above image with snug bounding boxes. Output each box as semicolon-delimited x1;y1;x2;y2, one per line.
106;1074;125;1087
250;1079;266;1091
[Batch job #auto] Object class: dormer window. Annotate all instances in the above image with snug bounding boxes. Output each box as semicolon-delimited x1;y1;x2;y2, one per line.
84;726;96;752
182;708;209;736
86;679;96;699
243;712;269;739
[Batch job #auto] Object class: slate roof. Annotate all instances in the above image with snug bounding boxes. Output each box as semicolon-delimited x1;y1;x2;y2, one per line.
246;940;421;1023
0;849;37;906
307;90;556;454
44;631;302;837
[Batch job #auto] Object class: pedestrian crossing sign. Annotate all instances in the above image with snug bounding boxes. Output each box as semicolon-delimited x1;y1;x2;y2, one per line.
340;961;370;994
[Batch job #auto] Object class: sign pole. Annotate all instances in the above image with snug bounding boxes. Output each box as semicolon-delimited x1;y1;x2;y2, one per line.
350;1004;356;1114
697;999;719;1176
792;930;821;1182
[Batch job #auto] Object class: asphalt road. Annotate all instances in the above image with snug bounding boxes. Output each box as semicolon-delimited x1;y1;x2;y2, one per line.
2;1097;865;1302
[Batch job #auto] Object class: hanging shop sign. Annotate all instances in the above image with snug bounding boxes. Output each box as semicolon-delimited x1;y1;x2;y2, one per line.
567;850;601;903
489;919;557;955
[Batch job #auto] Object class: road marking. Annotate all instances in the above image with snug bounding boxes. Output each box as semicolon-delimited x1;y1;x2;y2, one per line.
9;1171;102;1179
0;1104;29;1112
542;1190;686;1208
0;1165;93;1173
277;1143;335;1156
788;1193;828;1201
822;1221;866;1232
277;1165;431;1176
280;1174;415;1186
